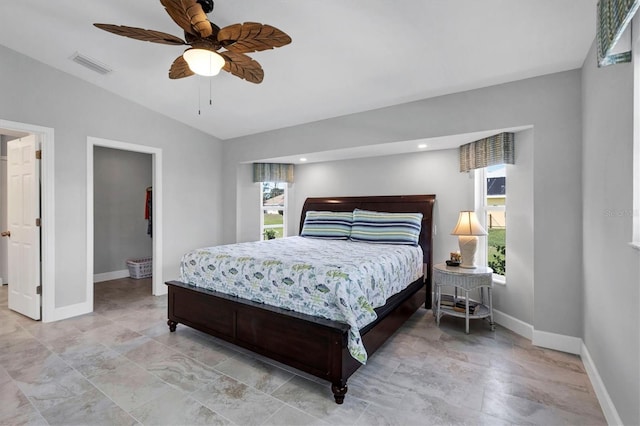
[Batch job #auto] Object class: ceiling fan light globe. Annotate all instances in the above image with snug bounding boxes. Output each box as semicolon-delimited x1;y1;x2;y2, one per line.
183;48;225;76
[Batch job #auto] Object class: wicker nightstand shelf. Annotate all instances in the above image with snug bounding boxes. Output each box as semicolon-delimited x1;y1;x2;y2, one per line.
433;263;495;334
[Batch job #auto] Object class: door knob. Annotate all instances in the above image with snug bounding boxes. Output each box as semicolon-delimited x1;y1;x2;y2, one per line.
0;231;9;237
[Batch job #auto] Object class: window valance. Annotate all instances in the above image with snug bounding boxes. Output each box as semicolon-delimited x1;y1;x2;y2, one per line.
253;163;294;183
597;0;639;66
459;132;514;173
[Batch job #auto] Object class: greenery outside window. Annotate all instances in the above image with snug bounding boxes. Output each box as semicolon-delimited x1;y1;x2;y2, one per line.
260;182;287;240
477;165;506;279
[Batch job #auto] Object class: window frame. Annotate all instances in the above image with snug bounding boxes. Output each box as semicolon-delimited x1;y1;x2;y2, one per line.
475;167;507;284
631;16;640;249
259;181;288;241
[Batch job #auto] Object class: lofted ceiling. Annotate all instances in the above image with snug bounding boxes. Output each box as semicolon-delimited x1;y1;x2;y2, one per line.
0;1;596;141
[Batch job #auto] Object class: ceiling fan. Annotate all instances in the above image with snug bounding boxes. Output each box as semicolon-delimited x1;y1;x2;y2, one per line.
94;0;291;83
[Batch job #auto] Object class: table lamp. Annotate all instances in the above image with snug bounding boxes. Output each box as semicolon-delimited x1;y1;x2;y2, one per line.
451;211;487;268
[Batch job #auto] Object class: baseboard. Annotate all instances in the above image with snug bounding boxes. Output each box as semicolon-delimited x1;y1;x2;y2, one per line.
581;343;623;426
532;329;582;355
491;310;579;353
93;269;129;283
493;308;533;340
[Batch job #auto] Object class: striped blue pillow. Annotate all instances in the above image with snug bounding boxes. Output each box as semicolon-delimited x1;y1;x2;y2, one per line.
350;209;423;246
301;211;353;239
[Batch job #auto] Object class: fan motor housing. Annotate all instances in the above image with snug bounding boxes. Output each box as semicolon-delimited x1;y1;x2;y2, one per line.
197;0;214;14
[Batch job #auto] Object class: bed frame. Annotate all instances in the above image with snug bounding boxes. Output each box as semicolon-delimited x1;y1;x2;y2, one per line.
166;194;436;403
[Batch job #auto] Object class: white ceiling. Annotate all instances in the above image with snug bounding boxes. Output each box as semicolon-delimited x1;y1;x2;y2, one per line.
0;1;596;141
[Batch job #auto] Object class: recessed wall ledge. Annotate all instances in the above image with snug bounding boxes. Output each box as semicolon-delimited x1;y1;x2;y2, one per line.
493;275;507;286
629;242;640;250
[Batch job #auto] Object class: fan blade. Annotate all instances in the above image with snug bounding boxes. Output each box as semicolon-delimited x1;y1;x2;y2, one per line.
160;0;212;38
169;55;195;79
94;24;185;45
220;51;264;84
218;22;291;53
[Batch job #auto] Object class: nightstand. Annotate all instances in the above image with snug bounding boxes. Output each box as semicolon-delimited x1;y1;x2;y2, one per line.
433;263;495;334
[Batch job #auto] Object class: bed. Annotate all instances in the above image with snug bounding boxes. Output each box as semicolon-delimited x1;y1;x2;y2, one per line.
166;194;436;403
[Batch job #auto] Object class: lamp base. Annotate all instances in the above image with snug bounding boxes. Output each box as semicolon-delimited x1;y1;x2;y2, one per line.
458;235;479;269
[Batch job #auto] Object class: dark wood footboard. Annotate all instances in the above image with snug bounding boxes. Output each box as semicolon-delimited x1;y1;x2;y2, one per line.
166;276;425;403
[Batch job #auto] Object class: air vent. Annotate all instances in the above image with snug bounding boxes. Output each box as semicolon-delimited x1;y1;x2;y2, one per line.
70;52;112;75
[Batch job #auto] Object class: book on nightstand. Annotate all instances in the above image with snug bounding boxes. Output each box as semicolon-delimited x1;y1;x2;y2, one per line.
439;294;455;307
453;300;480;314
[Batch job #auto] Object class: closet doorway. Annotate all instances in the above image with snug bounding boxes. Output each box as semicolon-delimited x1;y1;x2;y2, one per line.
87;137;163;308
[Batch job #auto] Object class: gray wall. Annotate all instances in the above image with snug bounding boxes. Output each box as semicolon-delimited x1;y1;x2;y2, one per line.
223;70;582;339
581;41;640;425
290;150;472;265
0;44;223;308
93;146;152;274
501;128;534;323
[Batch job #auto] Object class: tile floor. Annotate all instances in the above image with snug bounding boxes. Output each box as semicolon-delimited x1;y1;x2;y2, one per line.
0;278;606;425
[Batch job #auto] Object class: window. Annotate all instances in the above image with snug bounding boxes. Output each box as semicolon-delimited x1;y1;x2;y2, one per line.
260;182;287;240
632;16;640;249
477;165;506;278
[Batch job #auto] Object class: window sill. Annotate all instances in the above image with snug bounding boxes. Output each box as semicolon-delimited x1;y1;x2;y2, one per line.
492;274;506;286
630;242;640;251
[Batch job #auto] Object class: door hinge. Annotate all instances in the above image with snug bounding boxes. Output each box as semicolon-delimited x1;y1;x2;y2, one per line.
36;285;42;295
35;150;42;160
36;218;41;227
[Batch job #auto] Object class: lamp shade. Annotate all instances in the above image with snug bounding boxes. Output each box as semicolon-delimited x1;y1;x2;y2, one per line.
451;211;487;236
183;48;225;76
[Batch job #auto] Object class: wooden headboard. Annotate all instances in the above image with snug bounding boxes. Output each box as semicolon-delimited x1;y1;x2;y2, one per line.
300;194;436;305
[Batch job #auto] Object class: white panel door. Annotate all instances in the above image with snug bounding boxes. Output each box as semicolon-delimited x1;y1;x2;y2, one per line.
6;135;41;320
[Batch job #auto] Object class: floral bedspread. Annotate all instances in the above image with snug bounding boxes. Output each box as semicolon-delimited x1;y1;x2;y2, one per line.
179;236;423;364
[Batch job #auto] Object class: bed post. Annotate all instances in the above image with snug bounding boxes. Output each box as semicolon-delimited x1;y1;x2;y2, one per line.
425;269;432;309
331;382;348;404
421;195;435;310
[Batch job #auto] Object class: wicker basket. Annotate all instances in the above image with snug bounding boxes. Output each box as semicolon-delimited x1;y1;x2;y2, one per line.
126;257;153;279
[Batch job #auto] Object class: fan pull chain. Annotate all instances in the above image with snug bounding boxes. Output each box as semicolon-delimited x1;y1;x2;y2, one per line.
195;77;214;115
